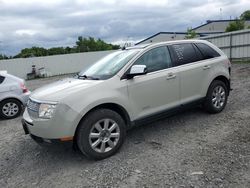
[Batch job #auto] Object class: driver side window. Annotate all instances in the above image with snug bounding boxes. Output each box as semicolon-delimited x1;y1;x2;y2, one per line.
134;46;172;73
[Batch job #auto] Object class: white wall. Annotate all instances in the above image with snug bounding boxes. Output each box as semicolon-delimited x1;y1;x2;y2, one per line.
0;50;115;79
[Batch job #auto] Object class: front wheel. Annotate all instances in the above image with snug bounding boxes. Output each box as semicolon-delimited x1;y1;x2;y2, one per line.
76;109;126;160
203;80;228;114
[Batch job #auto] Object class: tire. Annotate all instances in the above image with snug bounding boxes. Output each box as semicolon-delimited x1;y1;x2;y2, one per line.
203;80;228;114
0;99;22;119
76;109;126;160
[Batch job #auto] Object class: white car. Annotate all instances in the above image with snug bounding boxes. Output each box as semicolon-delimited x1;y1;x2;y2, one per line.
0;71;30;119
22;40;231;160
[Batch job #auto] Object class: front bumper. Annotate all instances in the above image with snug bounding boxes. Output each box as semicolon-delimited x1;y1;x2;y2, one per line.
22;103;81;140
22;120;67;144
22;120;70;144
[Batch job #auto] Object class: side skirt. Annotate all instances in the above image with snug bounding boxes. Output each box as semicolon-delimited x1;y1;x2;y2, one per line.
130;98;205;128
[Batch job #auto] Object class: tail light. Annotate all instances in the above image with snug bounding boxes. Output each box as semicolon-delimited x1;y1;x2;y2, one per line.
20;83;29;93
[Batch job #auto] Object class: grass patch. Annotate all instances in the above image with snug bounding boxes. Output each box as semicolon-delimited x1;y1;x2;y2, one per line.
231;60;250;64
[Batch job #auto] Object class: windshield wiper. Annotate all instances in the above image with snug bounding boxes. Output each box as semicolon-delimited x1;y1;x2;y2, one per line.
77;74;99;80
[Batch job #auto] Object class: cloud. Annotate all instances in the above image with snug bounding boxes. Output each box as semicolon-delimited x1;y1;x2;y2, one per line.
0;0;249;55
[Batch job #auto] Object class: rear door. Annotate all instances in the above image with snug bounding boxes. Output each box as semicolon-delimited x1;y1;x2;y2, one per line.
169;43;208;104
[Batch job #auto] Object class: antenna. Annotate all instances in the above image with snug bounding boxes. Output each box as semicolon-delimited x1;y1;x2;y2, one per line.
122;36;130;50
220;8;222;20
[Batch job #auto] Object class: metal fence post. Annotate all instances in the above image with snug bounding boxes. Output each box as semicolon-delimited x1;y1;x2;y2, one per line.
229;33;233;61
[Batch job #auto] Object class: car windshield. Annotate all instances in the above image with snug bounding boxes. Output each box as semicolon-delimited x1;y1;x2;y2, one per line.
77;49;140;80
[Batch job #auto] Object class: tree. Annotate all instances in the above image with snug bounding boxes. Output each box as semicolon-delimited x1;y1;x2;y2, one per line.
0;54;9;60
225;18;245;32
240;10;250;20
75;37;119;52
14;47;48;58
10;37;120;59
47;47;65;55
225;10;250;32
185;28;197;39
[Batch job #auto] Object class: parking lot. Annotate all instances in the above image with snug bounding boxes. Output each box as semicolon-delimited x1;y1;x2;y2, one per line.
0;63;250;187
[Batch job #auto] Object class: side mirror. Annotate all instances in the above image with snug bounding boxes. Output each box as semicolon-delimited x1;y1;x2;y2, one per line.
127;65;147;79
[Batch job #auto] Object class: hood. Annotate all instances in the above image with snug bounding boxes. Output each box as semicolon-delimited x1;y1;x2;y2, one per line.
31;78;103;102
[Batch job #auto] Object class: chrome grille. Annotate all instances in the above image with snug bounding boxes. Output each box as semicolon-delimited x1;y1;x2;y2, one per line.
27;99;40;112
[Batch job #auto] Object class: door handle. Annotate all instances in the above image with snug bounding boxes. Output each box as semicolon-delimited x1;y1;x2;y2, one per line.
203;65;211;70
166;73;176;80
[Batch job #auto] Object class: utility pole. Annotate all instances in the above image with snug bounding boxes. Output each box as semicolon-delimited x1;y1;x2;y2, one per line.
220;8;222;20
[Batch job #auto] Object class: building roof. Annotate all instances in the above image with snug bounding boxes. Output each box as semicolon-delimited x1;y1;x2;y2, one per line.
135;19;250;45
192;19;249;31
135;31;223;45
135;32;187;45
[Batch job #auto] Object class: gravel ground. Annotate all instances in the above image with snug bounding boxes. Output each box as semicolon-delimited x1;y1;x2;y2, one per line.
0;63;250;188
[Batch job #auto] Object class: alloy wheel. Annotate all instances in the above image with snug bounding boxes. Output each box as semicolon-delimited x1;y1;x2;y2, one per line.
89;118;120;153
2;102;19;117
212;85;226;109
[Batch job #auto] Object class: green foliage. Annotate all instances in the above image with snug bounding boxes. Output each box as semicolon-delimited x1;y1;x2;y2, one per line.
225;10;250;32
75;37;119;52
11;37;120;59
225;18;245;32
240;10;250;20
0;54;9;60
47;47;66;55
14;47;48;58
185;28;197;39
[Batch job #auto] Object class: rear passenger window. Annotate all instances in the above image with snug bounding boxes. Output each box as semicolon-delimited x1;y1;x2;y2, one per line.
195;43;220;59
134;46;172;73
170;43;201;65
0;76;5;84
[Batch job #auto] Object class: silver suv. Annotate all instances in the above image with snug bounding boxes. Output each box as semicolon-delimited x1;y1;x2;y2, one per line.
22;40;231;160
0;71;30;119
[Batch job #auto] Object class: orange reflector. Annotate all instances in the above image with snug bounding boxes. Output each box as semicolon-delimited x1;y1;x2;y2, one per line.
60;136;73;141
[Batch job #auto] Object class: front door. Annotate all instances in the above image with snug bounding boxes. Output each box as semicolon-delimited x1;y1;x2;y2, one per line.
126;46;180;120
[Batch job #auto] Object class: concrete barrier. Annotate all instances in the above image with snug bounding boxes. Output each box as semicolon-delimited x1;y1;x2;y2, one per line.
0;50;115;79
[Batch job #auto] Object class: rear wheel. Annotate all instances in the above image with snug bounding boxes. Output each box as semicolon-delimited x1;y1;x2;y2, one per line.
0;99;22;119
203;80;228;114
76;109;126;160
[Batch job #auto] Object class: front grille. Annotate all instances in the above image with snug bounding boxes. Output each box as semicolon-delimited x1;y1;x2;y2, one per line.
27;99;40;112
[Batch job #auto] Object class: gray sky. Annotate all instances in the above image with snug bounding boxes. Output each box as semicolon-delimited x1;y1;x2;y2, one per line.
0;0;249;55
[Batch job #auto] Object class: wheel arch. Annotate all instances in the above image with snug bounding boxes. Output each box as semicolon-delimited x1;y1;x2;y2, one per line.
0;97;23;106
212;75;230;94
74;102;131;139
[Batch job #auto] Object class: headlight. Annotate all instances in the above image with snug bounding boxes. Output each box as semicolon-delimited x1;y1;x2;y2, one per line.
39;103;57;119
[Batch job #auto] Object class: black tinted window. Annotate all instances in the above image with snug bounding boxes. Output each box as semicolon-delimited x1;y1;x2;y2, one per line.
134;46;172;73
0;76;5;84
171;43;201;65
195;43;220;59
